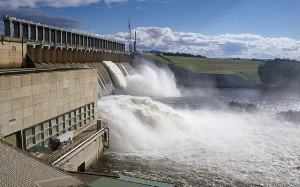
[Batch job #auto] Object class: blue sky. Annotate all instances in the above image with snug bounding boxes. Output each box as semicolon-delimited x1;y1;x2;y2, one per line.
1;0;300;59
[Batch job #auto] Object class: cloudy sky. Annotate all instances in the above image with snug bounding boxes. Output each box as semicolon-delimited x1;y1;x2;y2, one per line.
1;0;300;59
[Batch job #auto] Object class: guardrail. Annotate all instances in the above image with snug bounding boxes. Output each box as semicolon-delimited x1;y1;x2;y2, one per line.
52;126;107;166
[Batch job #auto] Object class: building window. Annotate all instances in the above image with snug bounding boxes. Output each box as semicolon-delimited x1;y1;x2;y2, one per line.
52;126;58;134
65;113;70;120
71;118;75;125
35;125;42;133
35;134;42;142
59;124;64;131
25;128;33;137
44;121;50;129
44;130;50;137
76;109;80;115
27;138;34;146
71;111;75;118
51;118;57;126
58;116;63;123
65;121;70;127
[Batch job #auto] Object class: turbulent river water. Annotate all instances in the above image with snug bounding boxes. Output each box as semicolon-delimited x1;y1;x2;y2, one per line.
89;62;300;187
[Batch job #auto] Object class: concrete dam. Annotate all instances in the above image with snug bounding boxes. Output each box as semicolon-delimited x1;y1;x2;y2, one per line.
1;15;132;97
0;15;134;184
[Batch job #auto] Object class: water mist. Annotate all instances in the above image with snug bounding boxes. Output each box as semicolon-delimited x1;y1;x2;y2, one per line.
95;60;300;186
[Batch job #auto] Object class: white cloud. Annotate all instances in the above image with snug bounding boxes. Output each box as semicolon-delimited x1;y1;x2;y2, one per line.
113;27;300;60
0;0;129;8
0;9;81;30
0;0;102;8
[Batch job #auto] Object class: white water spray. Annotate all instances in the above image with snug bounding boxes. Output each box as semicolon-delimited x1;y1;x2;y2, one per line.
97;59;300;186
98;95;300;186
125;62;181;97
103;61;127;89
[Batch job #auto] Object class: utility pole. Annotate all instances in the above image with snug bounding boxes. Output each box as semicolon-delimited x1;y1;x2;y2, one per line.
134;30;137;52
128;18;133;53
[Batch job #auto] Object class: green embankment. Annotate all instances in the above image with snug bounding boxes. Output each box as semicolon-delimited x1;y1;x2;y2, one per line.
148;55;264;82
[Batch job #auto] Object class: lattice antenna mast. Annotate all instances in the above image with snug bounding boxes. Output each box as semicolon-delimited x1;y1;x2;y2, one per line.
128;18;133;53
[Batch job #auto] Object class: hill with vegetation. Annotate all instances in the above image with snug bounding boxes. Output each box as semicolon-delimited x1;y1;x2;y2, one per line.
258;58;300;90
148;54;264;83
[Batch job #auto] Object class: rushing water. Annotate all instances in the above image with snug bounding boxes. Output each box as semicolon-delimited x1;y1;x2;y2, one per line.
89;61;300;187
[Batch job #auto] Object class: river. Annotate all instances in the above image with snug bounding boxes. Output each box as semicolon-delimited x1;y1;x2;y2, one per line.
88;61;300;186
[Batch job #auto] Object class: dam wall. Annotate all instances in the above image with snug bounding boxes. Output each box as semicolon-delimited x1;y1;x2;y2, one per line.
0;69;98;148
0;68;111;172
0;36;26;68
1;16;133;97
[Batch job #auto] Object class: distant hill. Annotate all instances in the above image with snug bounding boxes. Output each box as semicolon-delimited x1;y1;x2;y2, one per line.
147;54;264;83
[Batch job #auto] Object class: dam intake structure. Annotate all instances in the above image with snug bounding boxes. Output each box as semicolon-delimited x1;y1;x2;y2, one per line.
1;15;133;97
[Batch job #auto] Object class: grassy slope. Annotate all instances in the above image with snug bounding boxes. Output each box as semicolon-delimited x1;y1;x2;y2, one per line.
148;55;264;82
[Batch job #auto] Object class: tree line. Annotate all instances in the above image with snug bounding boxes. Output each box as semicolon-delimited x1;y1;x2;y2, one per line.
258;58;300;89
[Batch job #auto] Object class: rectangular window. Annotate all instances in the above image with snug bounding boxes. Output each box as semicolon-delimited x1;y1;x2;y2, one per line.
58;116;63;123
76;109;80;115
44;130;50;137
25;128;33;137
76;116;80;122
81;107;85;113
52;126;57;134
71;111;75;118
65;113;70;120
51;118;57;126
27;138;34;146
35;134;42;142
65;114;70;120
81;114;85;120
85;105;89;111
59;124;64;131
71;118;75;125
35;125;42;133
43;121;50;129
65;120;70;127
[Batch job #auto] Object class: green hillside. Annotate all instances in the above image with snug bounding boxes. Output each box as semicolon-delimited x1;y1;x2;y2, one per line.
148;55;264;82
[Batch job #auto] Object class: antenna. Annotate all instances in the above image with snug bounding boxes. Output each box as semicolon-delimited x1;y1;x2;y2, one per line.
134;30;137;52
128;18;133;53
